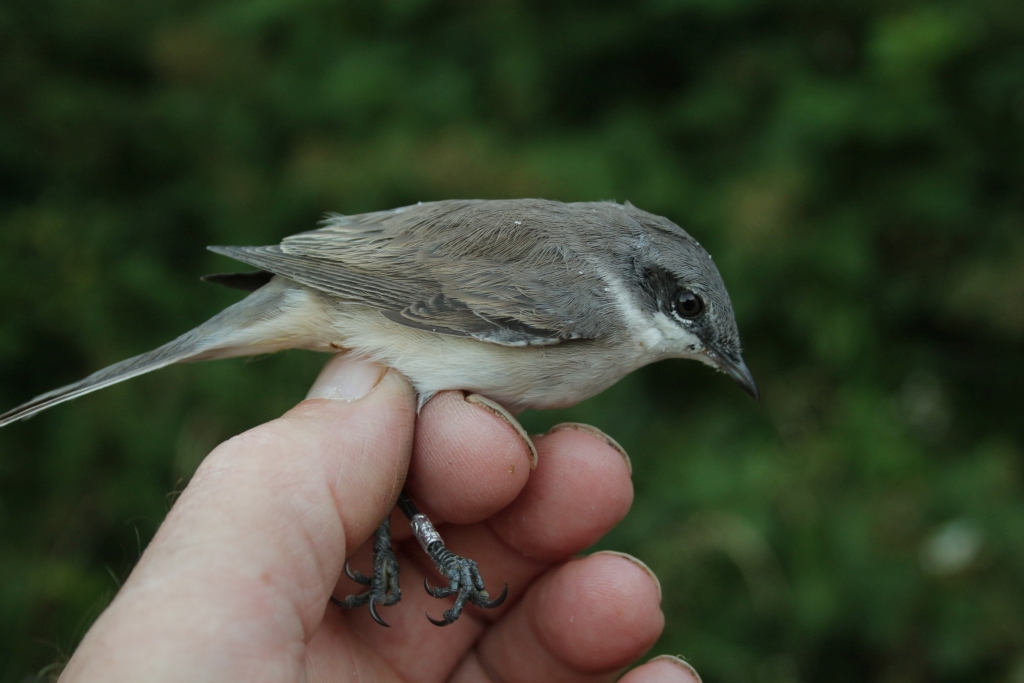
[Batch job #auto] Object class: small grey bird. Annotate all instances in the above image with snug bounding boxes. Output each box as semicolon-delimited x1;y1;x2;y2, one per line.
0;198;757;625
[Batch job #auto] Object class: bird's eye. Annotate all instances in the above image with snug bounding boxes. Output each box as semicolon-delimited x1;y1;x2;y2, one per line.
674;290;704;319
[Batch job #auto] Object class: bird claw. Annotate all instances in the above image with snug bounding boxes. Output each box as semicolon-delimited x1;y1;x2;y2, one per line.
344;560;370;585
368;597;390;628
423;547;507;626
427;613;453;627
480;583;509;609
333;518;400;626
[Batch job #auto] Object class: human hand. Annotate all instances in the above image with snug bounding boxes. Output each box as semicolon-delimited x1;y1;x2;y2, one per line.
59;353;700;683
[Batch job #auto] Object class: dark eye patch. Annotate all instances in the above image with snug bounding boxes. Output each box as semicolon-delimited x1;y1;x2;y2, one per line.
636;262;681;316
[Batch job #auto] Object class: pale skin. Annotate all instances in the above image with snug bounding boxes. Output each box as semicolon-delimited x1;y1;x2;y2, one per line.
59;354;700;683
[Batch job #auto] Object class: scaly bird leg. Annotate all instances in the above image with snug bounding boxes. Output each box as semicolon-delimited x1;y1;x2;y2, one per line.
333;491;507;627
398;492;508;627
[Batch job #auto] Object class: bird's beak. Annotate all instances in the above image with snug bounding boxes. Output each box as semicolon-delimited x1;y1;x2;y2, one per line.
706;344;760;401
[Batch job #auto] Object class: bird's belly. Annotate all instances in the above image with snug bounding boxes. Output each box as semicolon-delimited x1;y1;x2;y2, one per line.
314;304;642;411
391;339;629;411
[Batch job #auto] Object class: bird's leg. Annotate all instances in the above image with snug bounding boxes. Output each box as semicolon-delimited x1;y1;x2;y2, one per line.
331;516;401;627
397;492;508;627
332;491;507;627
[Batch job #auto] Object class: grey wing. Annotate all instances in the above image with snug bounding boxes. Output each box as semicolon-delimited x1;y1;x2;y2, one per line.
208;244;592;346
208;201;607;346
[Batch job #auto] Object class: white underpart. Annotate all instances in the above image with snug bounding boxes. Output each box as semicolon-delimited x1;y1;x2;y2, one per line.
254;284;636;411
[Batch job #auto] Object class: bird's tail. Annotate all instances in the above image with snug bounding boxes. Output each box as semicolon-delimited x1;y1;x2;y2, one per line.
0;277;318;428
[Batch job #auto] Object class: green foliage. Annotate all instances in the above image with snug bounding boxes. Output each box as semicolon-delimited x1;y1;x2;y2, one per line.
2;0;1023;680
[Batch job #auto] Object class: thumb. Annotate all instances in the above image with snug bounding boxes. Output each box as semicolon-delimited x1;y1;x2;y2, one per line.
62;355;416;682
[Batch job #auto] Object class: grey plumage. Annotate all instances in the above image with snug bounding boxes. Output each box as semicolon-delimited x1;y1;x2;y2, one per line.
210;199;614;345
0;198;755;427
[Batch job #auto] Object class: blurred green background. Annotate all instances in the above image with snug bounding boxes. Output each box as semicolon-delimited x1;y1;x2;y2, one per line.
1;0;1023;680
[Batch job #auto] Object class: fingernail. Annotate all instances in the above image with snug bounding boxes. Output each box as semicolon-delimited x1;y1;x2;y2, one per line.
591;550;661;603
649;655;702;683
546;422;631;475
306;354;386;402
464;394;539;469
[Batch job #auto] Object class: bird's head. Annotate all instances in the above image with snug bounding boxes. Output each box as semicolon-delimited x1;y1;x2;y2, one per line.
621;206;758;400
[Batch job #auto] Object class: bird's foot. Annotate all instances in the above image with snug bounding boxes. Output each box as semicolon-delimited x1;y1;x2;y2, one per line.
331;517;401;627
411;514;508;626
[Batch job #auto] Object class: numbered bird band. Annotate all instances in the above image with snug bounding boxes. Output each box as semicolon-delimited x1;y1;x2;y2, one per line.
410;514;443;552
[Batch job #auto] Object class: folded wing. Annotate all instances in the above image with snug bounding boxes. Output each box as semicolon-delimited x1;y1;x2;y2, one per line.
210;199;612;347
